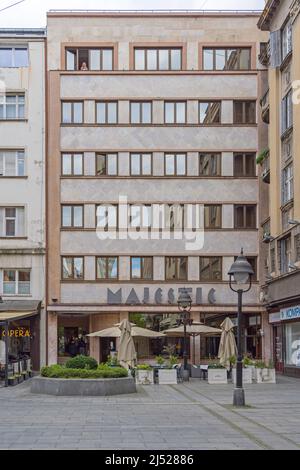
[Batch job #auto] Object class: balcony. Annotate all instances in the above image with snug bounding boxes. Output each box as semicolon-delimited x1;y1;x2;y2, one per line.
257;148;270;184
260;89;270;124
258;41;270;66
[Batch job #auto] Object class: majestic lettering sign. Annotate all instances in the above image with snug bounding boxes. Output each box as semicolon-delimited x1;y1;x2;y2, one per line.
107;287;217;306
280;305;300;321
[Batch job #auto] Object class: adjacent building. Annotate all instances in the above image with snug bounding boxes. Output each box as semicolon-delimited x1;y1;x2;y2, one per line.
45;11;269;365
0;29;46;370
258;0;300;377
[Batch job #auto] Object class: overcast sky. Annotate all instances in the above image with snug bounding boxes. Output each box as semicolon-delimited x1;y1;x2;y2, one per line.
0;0;265;28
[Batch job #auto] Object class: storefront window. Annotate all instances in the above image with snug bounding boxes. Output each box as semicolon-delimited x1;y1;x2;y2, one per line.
285;323;300;367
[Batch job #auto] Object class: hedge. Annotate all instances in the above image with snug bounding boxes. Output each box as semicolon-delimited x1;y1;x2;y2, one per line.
65;355;98;370
41;365;128;379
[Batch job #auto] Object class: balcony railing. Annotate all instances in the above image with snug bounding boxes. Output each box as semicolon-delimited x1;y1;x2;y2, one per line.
261;149;270;184
258;41;270;67
260;89;270;124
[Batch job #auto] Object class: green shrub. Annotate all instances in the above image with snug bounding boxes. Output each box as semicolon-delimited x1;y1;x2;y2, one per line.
255;360;267;369
41;365;128;379
155;355;165;366
208;363;225;369
65;355;98;370
106;355;120;367
136;364;152;370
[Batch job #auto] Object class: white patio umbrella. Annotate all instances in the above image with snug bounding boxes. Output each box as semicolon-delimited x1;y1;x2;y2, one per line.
87;323;165;338
117;319;137;369
218;317;237;370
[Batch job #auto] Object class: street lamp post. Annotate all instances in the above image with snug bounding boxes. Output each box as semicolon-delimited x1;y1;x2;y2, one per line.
178;289;192;381
228;250;254;407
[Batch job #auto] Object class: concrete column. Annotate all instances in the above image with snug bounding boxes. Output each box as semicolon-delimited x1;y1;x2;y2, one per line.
84;100;95;124
187;42;198;70
261;311;272;363
47;312;58;365
153;101;164;124
187;100;199;124
222;152;234;176
89;315;100;362
84;152;96;176
119;101;129;124
221;100;233;124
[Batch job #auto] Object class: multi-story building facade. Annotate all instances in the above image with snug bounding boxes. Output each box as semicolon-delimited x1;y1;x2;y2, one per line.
258;1;300;377
0;29;46;370
46;11;268;365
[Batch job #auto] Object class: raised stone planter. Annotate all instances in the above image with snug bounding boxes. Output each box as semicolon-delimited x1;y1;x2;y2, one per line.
207;369;227;384
232;368;253;384
135;369;155;385
31;376;136;396
254;368;276;384
158;369;178;384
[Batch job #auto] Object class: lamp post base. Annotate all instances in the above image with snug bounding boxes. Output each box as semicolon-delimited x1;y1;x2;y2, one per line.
183;369;190;382
233;388;245;407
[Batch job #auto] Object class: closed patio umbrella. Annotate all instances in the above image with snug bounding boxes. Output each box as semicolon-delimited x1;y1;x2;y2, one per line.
218;317;237;370
117;319;137;369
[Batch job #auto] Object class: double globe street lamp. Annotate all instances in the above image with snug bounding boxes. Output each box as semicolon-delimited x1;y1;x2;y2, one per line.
228;249;254;407
177;289;193;381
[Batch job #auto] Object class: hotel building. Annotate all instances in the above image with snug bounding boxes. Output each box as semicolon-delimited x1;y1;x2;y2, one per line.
258;0;300;377
46;11;268;365
0;29;46;370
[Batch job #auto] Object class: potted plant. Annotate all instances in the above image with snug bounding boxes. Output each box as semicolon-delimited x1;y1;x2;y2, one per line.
254;360;276;384
232;357;253;384
208;363;227;385
155;355;165;368
135;364;154;385
157;354;179;385
8;375;18;387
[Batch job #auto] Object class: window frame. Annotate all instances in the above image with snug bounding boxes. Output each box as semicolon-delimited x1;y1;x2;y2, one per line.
204;205;222;229
199;101;221;125
65;47;114;71
164;101;187;124
130;257;153;281
164;153;187;176
96;101;118;124
96;256;119;281
61;101;84;124
129;204;152;230
233;152;256;177
234;204;257;229
199;257;223;282
203;47;252;71
0;94;25;120
165;256;188;281
281;163;294;205
281;90;293;135
199;153;222;177
134;47;182;71
96;204;118;231
61;256;84;281
233;100;257;124
96;153;118;177
61;153;84;176
130;101;153;124
2;269;31;295
130;153;153;176
61;205;84;229
0;150;25;177
1;206;24;238
0;46;29;68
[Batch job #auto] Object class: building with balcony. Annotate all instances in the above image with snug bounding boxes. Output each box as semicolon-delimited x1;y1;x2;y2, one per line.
0;29;46;371
46;11;268;366
258;0;300;377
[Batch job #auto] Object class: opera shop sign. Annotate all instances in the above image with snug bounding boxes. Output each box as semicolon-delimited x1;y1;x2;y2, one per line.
107;287;217;305
1;328;31;338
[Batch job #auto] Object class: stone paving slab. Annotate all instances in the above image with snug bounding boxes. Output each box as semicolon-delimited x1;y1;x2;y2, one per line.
0;375;299;450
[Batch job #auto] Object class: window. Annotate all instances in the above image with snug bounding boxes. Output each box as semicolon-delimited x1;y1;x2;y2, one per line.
62;153;83;176
0;207;25;237
130;102;152;124
281;164;294;204
281;90;293;134
96;153;118;176
96;205;118;230
131;257;153;280
200;257;222;281
199;102;221;124
165;153;186;176
295;234;300;262
281;22;292;60
0;150;25;177
285;322;300;367
62;205;83;228
0;94;25;120
96;101;118;124
233;153;256;177
134;48;182;71
165;257;188;281
233;101;256;124
278;237;291;274
0;47;28;68
234;205;257;229
66;48;113;71
199;153;221;176
130;153;152;176
204;205;222;229
203;48;251;70
129;205;151;230
96;257;118;280
164;102;186;124
165;204;184;231
62;257;84;280
3;269;30;295
62;101;83;124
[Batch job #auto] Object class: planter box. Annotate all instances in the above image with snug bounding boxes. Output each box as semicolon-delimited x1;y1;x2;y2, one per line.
135;369;154;385
8;378;18;387
158;369;178;385
31;377;136;396
254;368;276;384
208;369;227;385
232;368;253;384
17;375;23;384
